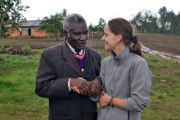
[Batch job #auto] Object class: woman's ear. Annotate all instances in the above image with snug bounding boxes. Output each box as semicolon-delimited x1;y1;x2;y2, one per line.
117;34;123;42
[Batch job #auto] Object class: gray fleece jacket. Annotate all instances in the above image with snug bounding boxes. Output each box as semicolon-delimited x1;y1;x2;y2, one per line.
97;47;152;120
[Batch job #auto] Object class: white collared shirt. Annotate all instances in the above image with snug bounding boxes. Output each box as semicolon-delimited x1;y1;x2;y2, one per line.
66;40;83;92
66;40;83;55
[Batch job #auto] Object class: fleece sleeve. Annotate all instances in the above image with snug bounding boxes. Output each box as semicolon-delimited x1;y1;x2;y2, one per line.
124;60;152;112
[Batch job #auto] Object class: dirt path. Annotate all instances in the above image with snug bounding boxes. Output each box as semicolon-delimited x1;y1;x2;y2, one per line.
142;45;180;63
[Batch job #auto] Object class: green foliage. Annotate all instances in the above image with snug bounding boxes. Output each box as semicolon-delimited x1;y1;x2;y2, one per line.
130;6;180;35
38;14;63;34
21;45;32;53
0;45;5;53
89;23;95;31
7;45;15;51
88;18;106;33
97;18;106;32
0;0;29;37
1;23;9;37
38;9;67;41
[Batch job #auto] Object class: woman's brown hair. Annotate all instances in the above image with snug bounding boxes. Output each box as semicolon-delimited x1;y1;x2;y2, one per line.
108;18;143;56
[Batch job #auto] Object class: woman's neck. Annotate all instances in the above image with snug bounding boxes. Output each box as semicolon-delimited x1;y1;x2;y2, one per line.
113;44;126;56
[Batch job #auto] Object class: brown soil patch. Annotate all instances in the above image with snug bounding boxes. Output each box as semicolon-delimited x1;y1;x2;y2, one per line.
137;34;180;56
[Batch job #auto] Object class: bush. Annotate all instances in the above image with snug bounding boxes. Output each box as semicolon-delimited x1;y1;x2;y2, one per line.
0;45;5;53
21;45;32;54
7;45;15;51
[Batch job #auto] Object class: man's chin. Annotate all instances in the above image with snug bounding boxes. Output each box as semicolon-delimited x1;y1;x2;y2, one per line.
77;45;86;49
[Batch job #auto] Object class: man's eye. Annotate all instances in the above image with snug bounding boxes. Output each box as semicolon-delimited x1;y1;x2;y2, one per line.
73;33;81;35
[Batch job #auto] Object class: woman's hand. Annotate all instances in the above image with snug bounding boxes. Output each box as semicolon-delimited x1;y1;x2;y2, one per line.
99;91;111;107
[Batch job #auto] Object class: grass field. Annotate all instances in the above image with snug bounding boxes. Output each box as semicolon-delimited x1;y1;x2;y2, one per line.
0;34;180;120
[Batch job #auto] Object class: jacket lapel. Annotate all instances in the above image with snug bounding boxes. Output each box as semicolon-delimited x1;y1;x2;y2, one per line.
62;42;81;75
84;47;91;69
81;47;92;77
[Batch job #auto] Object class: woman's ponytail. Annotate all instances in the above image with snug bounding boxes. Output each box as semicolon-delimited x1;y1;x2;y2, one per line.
130;36;143;57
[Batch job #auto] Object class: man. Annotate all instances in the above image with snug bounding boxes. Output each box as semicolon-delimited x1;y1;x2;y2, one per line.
35;13;101;120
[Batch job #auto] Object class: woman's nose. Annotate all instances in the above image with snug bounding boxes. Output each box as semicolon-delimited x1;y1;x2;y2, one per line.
101;36;105;41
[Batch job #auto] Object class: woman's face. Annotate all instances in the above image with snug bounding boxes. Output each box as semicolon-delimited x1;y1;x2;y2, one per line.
101;25;120;51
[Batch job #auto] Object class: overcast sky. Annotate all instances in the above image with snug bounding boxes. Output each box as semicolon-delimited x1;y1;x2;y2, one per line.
21;0;180;25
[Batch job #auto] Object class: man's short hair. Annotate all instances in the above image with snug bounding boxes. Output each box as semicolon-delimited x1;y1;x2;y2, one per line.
63;13;87;32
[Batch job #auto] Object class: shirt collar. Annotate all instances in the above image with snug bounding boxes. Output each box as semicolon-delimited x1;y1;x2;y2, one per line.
111;47;130;64
66;40;83;55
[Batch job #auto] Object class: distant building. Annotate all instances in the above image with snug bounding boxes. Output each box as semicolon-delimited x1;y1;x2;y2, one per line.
88;31;104;38
6;19;55;37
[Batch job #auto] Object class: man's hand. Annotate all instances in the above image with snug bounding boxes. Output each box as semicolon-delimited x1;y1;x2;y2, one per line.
88;79;102;98
70;78;102;98
70;77;90;96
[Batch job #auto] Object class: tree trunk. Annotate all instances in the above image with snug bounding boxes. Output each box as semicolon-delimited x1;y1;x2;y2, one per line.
0;28;3;38
55;35;59;41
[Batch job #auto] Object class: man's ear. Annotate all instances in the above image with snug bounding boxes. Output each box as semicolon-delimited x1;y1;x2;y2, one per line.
64;30;68;38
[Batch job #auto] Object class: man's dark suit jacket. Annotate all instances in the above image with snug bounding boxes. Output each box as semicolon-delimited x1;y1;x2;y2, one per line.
35;41;101;120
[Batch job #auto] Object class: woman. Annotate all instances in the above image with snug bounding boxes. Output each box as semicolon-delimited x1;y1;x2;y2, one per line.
97;18;152;120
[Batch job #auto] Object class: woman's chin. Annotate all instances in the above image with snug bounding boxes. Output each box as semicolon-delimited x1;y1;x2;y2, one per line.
104;46;110;51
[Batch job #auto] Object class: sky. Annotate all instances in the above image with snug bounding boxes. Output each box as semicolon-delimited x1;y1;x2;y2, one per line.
21;0;180;26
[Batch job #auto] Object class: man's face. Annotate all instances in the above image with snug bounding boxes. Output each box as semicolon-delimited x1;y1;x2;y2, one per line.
67;22;88;50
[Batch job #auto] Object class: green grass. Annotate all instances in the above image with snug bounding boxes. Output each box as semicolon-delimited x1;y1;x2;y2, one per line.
0;36;180;120
0;53;48;120
1;52;180;120
142;54;180;120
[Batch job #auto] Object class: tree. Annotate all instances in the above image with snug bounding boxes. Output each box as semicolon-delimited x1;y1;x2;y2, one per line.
0;0;29;37
158;6;168;33
38;9;67;41
95;18;106;37
88;18;106;38
130;10;158;33
97;18;106;32
166;11;180;34
88;23;96;38
130;11;144;32
143;11;158;33
59;8;67;36
38;13;63;41
176;12;180;34
131;6;180;35
158;6;180;35
61;8;67;19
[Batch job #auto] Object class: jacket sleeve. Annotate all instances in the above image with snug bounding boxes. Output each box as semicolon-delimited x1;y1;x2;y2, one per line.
35;51;70;99
124;60;152;112
99;60;108;93
90;59;106;102
89;51;102;102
